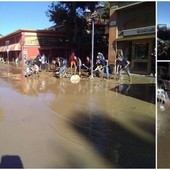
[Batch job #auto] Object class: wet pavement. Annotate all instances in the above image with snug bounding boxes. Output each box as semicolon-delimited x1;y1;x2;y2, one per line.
0;63;155;168
157;100;170;168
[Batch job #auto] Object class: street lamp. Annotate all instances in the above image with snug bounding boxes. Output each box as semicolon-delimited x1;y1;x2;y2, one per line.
95;3;104;19
84;7;91;21
90;10;99;78
5;40;10;64
20;41;25;62
84;5;105;78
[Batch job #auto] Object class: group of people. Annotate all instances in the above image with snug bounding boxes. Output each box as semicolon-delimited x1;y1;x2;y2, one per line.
67;51;132;81
52;53;81;78
24;50;132;81
24;52;48;77
24;58;39;77
34;53;48;71
83;51;131;81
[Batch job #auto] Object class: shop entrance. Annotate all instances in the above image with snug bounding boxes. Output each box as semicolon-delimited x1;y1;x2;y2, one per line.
131;40;153;75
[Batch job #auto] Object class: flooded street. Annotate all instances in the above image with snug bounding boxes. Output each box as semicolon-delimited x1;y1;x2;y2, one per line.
157;101;170;168
0;64;155;168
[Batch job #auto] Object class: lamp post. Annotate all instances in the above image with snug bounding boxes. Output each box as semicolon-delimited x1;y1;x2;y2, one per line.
5;40;10;64
20;40;26;76
95;3;104;19
20;41;25;62
84;5;104;78
84;7;91;21
90;11;99;78
84;7;94;77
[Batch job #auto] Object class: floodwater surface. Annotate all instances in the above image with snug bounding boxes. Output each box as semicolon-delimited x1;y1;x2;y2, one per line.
0;64;155;168
112;83;155;104
157;100;170;168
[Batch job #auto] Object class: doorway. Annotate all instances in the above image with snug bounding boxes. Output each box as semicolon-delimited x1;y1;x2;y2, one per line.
131;40;153;74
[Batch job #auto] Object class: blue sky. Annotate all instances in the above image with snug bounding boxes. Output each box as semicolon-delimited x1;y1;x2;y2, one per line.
157;1;170;27
0;1;54;36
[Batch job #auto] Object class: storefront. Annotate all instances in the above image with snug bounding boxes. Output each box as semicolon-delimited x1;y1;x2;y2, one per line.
0;29;69;63
116;26;155;74
108;2;155;75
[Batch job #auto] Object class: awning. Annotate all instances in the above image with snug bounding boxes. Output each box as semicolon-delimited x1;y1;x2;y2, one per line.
116;34;155;41
0;46;6;52
9;43;20;51
0;43;21;52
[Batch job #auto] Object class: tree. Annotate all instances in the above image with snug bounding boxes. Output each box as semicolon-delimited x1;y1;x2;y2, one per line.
46;2;110;59
101;2;110;23
46;2;96;49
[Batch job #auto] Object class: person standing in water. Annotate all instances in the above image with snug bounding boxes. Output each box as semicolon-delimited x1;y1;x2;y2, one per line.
69;52;77;75
116;51;132;82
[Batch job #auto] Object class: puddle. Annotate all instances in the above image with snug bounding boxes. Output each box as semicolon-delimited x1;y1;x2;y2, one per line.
111;83;155;104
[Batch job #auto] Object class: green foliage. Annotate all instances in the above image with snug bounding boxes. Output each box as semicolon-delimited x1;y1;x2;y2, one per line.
101;2;110;22
46;2;96;26
46;2;96;48
46;1;109;52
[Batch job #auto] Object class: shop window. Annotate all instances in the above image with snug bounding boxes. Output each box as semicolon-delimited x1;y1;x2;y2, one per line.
134;43;149;59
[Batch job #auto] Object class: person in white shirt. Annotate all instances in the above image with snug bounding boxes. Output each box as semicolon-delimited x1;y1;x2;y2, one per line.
40;53;47;70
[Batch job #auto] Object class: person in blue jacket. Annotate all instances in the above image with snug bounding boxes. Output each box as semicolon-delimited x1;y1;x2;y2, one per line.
95;52;110;79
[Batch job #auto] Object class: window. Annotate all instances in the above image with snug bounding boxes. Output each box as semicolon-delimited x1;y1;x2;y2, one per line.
134;43;149;59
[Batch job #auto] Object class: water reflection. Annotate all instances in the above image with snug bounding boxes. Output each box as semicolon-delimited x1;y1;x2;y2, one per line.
0;64;21;77
111;83;155;104
10;76;55;96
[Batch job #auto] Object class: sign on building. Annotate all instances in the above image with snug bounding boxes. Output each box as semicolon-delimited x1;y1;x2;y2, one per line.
123;26;155;36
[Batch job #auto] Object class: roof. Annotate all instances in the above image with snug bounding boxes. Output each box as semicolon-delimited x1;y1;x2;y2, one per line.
111;2;144;11
0;29;66;40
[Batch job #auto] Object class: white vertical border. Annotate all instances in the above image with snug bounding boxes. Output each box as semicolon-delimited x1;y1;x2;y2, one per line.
155;0;158;169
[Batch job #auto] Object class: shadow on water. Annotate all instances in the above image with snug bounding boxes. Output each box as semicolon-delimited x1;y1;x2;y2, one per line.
132;118;156;136
111;83;155;104
70;112;155;168
0;155;24;168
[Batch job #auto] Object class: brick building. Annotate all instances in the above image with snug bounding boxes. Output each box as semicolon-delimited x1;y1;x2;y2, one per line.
0;29;69;63
108;2;155;75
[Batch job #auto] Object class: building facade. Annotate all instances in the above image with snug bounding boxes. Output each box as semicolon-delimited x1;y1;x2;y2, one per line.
0;29;69;63
108;2;155;75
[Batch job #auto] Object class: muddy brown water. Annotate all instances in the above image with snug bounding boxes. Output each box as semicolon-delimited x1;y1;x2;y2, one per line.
0;64;155;168
157;101;170;168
